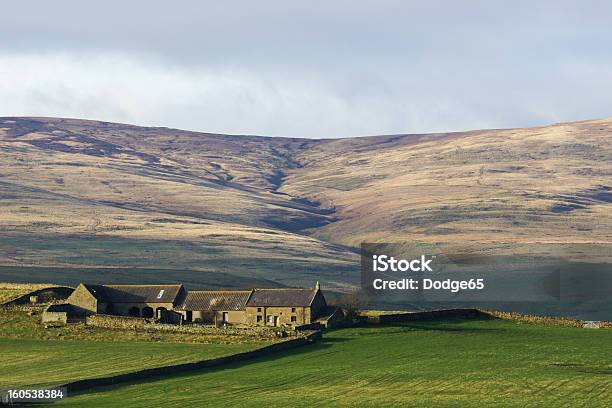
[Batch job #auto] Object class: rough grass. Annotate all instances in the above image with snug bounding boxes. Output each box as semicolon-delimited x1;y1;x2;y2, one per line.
0;282;55;304
53;319;612;407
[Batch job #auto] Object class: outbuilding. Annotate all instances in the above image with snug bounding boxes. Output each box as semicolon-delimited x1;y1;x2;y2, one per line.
66;283;186;322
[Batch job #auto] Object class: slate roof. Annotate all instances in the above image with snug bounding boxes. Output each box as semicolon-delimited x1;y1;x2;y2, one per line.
178;290;252;311
83;284;184;303
246;288;318;307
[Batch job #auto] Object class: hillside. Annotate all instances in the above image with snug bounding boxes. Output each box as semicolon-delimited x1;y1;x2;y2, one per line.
0;117;610;290
283;120;611;246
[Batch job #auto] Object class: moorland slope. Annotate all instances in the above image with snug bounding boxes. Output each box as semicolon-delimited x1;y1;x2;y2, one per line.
0;117;610;289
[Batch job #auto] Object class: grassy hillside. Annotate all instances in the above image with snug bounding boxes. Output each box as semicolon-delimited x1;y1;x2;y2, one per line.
0;282;55;304
0;117;610;291
52;319;612;407
283;120;612;246
0;117;358;290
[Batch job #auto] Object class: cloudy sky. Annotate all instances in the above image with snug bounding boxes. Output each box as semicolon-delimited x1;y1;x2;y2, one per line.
1;1;611;137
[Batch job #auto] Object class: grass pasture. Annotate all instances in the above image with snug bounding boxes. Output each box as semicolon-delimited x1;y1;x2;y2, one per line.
53;318;612;407
0;338;261;389
0;310;276;389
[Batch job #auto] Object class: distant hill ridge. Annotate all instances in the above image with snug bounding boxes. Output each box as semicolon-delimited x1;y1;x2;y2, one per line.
0;116;610;289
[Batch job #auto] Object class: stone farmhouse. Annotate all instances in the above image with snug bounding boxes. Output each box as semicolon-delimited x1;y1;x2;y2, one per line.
58;281;342;328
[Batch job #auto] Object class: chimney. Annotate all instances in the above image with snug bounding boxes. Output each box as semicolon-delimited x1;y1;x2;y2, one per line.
315;281;320;291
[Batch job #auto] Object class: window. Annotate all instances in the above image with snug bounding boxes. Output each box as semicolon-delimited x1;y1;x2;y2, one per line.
157;289;165;299
257;307;262;312
268;315;274;323
256;315;262;322
291;316;297;323
291;307;296;313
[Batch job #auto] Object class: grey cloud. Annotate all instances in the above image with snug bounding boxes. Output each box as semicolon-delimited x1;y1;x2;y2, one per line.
1;1;612;137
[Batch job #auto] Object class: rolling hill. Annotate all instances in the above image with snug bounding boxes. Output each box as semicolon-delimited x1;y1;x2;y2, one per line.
0;117;610;293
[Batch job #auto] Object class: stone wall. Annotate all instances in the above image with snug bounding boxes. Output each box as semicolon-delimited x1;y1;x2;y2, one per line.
295;322;323;331
481;309;612;328
85;313;301;336
367;308;611;329
0;305;45;312
86;314;149;329
42;311;68;324
375;309;488;324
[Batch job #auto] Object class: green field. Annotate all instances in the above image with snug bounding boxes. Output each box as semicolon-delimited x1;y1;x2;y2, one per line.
0;338;262;388
0;310;276;389
52;319;612;407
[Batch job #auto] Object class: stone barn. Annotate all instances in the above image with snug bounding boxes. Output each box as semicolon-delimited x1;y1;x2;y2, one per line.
41;303;72;324
66;283;186;321
178;282;333;327
245;282;327;327
178;290;251;325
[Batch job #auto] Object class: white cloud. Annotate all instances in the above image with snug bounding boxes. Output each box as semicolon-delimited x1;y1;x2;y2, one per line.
0;51;611;138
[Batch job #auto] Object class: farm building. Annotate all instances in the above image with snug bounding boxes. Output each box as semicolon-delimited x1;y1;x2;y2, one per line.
66;283;186;322
244;283;327;327
178;290;252;325
41;303;72;324
59;281;340;327
177;282;340;327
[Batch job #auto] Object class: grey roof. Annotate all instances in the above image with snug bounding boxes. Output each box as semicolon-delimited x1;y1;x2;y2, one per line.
83;284;184;303
178;290;252;311
246;288;318;307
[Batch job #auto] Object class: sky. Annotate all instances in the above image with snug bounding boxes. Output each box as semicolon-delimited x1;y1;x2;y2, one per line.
1;1;612;138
